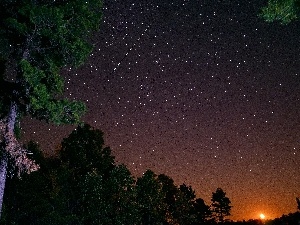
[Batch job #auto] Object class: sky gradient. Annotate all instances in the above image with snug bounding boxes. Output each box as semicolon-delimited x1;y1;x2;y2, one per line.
22;0;300;221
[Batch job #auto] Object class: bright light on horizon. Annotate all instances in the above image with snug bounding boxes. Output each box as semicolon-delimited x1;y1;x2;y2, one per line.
260;213;266;220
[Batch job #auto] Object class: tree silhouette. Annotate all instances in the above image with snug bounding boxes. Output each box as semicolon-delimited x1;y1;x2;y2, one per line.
76;164;138;225
0;0;102;217
193;198;212;224
171;184;197;225
297;197;300;211
136;170;167;225
104;165;139;225
56;124;117;224
157;173;179;224
2;124;140;225
211;188;232;223
59;124;115;177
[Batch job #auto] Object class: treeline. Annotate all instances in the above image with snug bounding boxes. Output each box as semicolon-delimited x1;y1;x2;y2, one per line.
232;211;300;225
0;124;232;225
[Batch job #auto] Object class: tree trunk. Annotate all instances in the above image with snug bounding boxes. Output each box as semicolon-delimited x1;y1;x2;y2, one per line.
0;154;7;219
0;102;17;218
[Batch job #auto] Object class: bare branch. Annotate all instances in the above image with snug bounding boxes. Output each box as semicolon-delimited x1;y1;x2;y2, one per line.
0;118;39;177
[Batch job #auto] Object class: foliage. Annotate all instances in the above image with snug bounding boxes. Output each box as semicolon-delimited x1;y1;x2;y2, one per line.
1;125;139;225
193;198;212;224
270;211;300;225
136;170;167;225
59;123;115;176
157;174;178;224
1;124;235;225
100;165;139;225
211;188;232;223
260;0;300;24
0;142;55;224
55;124;118;224
172;184;197;225
0;1;103;216
0;0;103;124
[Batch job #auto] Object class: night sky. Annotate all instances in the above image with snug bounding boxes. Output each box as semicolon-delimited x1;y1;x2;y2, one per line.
22;0;300;221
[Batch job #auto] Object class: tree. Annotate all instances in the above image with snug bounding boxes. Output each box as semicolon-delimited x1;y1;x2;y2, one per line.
172;184;197;225
74;164;138;225
136;170;167;225
1;124;140;225
102;165;139;225
0;142;58;225
56;124;116;224
59;123;115;177
296;197;300;211
0;0;102;217
211;188;232;223
157;174;178;224
259;0;300;24
193;198;212;224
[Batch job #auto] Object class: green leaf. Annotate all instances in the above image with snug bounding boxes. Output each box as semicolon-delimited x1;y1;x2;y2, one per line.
4;18;28;35
260;0;299;24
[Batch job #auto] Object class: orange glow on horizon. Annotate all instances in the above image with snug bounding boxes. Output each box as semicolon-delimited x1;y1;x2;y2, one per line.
260;213;266;220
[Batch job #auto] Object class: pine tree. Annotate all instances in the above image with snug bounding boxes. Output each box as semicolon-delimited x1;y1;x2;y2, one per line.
136;170;167;225
211;188;232;223
193;198;211;224
0;0;103;217
260;0;300;24
173;184;197;225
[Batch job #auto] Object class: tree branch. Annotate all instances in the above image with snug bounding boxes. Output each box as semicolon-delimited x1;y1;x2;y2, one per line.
0;110;39;177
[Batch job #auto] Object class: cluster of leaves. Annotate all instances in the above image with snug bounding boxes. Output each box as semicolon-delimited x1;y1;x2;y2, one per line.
1;124;232;225
0;0;103;124
260;0;300;24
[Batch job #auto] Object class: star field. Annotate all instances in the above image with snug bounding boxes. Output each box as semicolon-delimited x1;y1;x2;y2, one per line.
22;0;300;221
